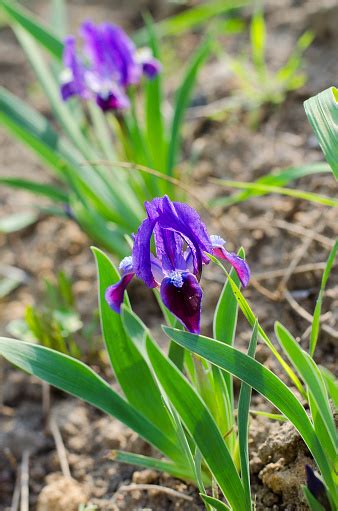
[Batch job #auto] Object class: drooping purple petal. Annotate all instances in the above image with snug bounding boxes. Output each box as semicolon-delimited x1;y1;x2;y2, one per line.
132;217;157;288
160;272;202;334
135;48;161;79
305;466;330;510
142;59;161;79
96;90;130;111
105;273;134;313
211;235;250;287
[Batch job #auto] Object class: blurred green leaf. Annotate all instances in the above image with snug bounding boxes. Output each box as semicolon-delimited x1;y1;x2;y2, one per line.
211;178;338;208
0;177;68;203
135;0;248;43
211;162;331;208
0;211;38;233
167;39;211;177
1;0;63;59
304;87;338;179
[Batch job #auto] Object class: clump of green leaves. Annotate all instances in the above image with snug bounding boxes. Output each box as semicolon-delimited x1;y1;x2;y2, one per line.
7;271;99;359
212;9;314;117
0;243;336;510
0;0;211;257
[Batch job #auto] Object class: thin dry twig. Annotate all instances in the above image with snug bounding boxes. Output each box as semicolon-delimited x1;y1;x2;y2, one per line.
277;235;314;294
253;261;335;281
284;290;338;339
204;261;334;284
42;381;51;428
49;415;71;478
20;451;30;511
82;160;210;212
113;484;194;503
273;219;334;249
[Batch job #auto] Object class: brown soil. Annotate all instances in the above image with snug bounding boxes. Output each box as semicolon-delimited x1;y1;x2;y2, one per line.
0;0;337;510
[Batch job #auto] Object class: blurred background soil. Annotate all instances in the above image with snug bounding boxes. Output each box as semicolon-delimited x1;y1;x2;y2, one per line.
0;0;337;509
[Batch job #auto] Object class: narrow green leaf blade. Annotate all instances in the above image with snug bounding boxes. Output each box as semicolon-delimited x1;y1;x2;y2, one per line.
111;451;193;480
211;162;331;208
304;87;338;179
144;15;166;174
302;486;326;511
238;322;258;510
167;39;211;176
210;258;305;398
92;247;176;442
211;179;338;208
0;177;68;203
2;0;63;59
310;240;338;356
0;211;38;233
213;247;244;345
163;327;334;494
200;494;230;511
121;308;245;508
320;367;338;410
275;322;336;457
0;337;178;459
145;335;246;510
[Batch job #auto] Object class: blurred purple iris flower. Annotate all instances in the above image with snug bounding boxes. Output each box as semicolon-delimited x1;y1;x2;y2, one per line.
60;20;161;111
105;196;250;334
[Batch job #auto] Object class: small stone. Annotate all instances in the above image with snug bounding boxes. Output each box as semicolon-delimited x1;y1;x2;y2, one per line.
132;469;158;484
37;474;88;511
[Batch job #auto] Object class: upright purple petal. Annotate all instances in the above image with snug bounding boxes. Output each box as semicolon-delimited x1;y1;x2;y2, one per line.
159;197;212;277
105;273;134;313
80;21;106;75
211;235;250;287
132;217;157;288
61;36;87;100
153;225;185;272
160;272;202;334
101;23;140;86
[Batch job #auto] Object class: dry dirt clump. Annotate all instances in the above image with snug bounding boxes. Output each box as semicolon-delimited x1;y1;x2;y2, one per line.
254;421;314;509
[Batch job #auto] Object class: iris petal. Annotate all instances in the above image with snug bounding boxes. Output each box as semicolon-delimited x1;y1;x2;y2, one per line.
213;246;250;287
160;273;202;334
132;217;157;288
96;90;130;111
105;273;134;313
305;466;330;510
145;196;212;278
61;36;87;100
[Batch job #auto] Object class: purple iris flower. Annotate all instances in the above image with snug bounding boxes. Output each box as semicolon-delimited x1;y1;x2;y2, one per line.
60;20;161;111
105;196;250;334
